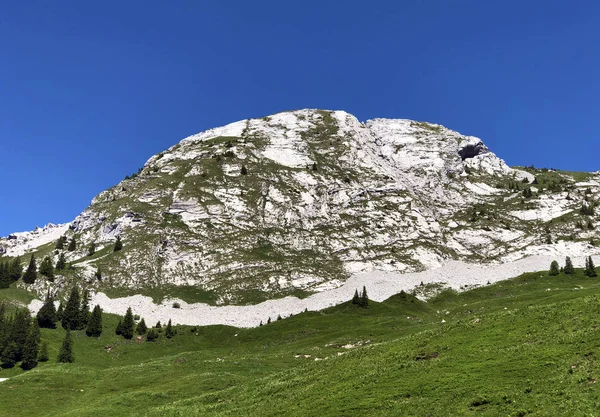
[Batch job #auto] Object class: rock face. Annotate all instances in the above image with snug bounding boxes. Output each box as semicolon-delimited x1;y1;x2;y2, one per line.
2;109;599;304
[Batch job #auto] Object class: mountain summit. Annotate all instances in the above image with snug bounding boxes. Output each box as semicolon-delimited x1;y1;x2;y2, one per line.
2;110;598;304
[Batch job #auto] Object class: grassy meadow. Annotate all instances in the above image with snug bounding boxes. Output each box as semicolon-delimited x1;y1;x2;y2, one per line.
1;268;599;416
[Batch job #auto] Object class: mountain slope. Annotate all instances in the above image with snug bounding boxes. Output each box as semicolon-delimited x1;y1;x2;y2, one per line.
1;109;599;304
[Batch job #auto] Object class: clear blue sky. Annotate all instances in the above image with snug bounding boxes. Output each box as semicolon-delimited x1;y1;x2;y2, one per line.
1;0;598;236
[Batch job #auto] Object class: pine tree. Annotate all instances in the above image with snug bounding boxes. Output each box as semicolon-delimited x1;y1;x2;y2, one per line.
87;242;96;256
57;331;74;363
61;286;81;330
11;308;32;361
0;262;10;288
146;329;158;342
39;256;55;280
37;295;57;329
359;286;369;308
56;302;64;322
114;236;123;252
38;341;49;362
352;289;360;305
136;318;147;335
564;256;574;275
55;252;66;271
78;290;90;329
94;268;102;281
121;307;134;339
549;260;560;276
9;257;22;282
115;319;123;336
86;305;103;337
22;255;37;284
67;237;77;251
21;322;40;370
155;321;161;329
240;165;248;175
165;319;175;338
55;236;67;250
587;256;598;277
1;341;18;368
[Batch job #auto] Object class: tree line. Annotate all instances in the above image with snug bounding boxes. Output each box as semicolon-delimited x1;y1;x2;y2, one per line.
549;256;597;277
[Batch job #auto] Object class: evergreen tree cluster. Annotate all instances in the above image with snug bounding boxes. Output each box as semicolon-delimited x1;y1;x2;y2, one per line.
0;257;22;288
115;310;174;341
549;256;596;277
55;235;67;250
522;187;533;198
39;256;55;280
0;304;41;370
351;286;369;308
61;287;91;331
585;256;598;277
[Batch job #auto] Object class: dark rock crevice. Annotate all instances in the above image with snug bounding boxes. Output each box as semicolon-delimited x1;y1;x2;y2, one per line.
458;143;487;161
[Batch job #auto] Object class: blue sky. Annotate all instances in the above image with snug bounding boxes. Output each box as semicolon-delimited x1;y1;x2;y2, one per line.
1;0;598;235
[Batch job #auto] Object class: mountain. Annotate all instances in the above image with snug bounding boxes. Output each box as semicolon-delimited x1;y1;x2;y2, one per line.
1;109;599;305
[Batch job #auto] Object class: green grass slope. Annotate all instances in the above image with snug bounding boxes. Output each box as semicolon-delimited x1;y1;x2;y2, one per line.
1;270;600;416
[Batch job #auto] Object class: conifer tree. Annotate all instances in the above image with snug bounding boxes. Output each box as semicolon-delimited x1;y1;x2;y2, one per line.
1;341;18;368
11;308;32;361
9;257;22;282
87;242;96;256
22;255;37;284
37;295;57;329
78;290;90;329
549;260;560;276
38;342;49;362
62;286;81;331
67;237;77;251
55;236;67;250
55;253;66;271
86;305;103;337
165;319;175;338
586;256;598;277
57;331;74;363
136;318;147;335
155;321;161;329
39;256;55;280
0;262;10;288
21;322;40;370
240;165;248;175
359;286;369;308
146;329;158;342
564;256;574;275
56;302;64;322
121;307;134;339
352;289;360;305
115;319;123;336
114;236;123;252
94;268;102;281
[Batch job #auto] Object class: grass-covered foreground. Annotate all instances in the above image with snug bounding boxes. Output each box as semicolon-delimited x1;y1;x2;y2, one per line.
1;269;600;416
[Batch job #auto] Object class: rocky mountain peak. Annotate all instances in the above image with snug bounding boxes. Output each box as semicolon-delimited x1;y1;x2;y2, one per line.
2;109;598;305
